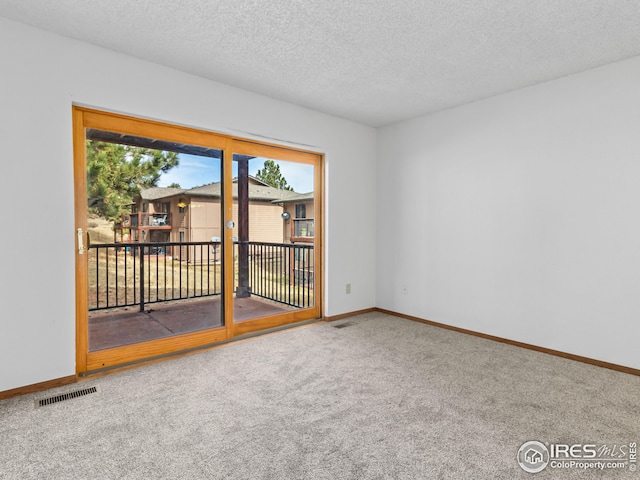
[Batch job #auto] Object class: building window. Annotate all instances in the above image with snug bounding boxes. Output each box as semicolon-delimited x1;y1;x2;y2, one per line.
293;203;313;237
178;198;186;213
295;203;306;219
179;231;185;243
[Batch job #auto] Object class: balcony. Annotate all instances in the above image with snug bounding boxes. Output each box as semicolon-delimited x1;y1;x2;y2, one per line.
121;212;171;229
292;218;314;242
88;241;315;351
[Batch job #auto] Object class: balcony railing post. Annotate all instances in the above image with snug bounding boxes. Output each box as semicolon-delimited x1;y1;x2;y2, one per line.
139;245;145;312
236;157;251;298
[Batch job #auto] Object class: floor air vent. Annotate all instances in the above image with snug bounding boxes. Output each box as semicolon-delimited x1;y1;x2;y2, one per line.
333;322;354;329
36;386;98;408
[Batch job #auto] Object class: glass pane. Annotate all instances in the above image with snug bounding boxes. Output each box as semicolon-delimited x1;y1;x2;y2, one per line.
232;154;315;322
85;129;223;351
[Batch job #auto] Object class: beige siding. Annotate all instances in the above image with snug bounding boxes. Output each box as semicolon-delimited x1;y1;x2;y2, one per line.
249;202;284;243
164;197;283;246
231;201;284;244
188;198;223;243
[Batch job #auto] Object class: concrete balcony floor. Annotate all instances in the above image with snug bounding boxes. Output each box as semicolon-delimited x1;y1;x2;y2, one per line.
88;296;294;352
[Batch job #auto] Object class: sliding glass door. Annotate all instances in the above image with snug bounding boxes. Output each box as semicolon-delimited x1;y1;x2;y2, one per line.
74;108;322;373
84;129;225;352
74;108;229;371
230;143;321;335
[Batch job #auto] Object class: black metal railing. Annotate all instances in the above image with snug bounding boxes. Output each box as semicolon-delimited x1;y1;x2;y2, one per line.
242;241;314;308
88;241;314;312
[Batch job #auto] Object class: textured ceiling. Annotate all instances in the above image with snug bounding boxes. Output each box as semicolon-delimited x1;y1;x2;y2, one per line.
1;1;640;126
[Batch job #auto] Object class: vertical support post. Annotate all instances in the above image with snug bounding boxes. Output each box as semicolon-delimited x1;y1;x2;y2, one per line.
236;157;251;298
139;246;145;312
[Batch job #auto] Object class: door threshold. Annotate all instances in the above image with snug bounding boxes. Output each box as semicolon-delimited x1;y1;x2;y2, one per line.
79;318;322;379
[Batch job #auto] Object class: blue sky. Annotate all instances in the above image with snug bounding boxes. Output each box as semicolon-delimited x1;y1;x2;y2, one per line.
158;154;314;193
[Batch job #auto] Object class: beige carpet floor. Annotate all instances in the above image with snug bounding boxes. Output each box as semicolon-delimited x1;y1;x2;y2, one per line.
1;312;639;479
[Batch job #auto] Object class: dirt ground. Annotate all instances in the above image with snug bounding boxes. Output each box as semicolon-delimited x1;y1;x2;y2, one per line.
87;215;116;244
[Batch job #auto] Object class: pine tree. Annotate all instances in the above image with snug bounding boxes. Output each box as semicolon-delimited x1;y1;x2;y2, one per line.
86;140;179;221
255;159;293;191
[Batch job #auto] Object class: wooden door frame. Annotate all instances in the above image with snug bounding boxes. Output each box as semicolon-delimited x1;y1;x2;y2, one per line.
228;139;323;336
73;107;324;374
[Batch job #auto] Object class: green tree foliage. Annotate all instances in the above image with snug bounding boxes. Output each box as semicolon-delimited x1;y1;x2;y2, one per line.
255;159;293;191
86;141;179;221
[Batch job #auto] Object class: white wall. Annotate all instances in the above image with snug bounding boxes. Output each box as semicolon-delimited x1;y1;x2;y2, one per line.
0;17;377;392
378;56;640;370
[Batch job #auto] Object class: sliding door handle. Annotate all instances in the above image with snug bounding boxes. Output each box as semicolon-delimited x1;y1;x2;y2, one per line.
77;228;85;254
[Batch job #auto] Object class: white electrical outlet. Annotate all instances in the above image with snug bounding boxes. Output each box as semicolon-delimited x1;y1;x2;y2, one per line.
346;283;351;294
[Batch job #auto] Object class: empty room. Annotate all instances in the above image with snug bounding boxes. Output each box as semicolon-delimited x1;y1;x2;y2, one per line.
1;1;639;478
